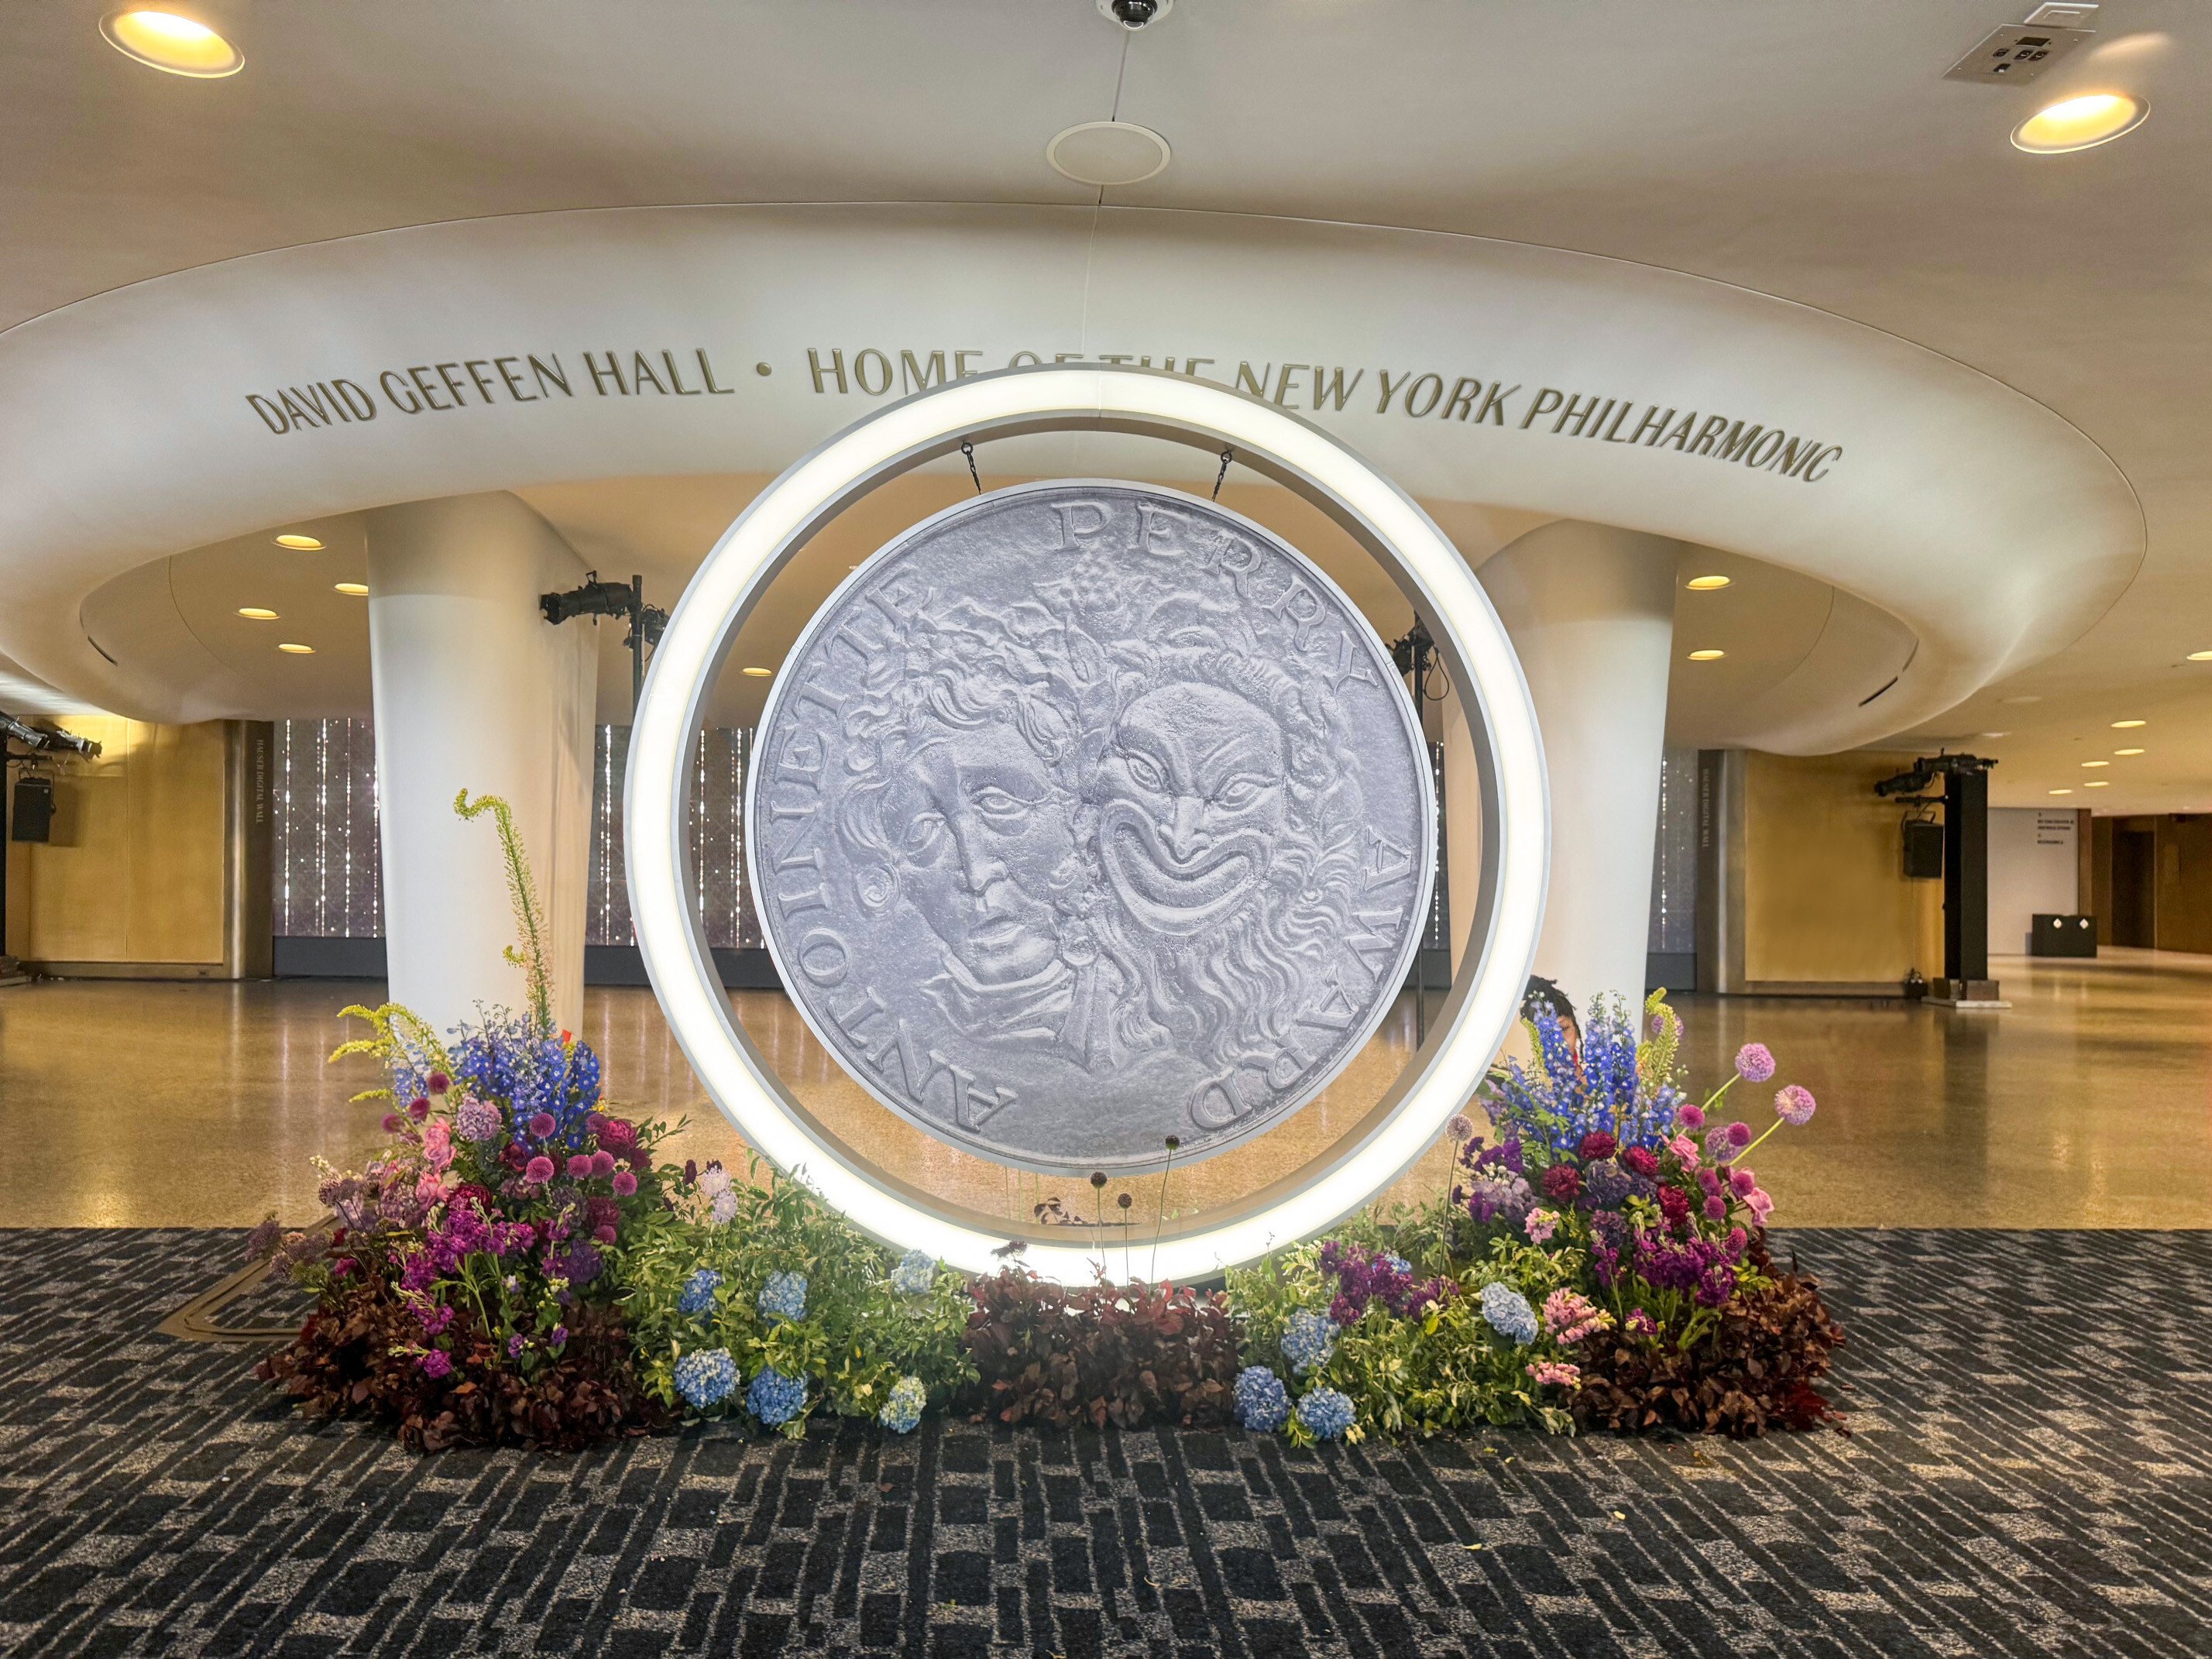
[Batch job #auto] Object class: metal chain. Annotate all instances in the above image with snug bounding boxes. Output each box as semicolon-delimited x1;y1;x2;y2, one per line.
960;440;981;494
1212;445;1233;500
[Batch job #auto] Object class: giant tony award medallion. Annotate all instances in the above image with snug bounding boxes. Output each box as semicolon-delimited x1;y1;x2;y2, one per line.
750;481;1435;1173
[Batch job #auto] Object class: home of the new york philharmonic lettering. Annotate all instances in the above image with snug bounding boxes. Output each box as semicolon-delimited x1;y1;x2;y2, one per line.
749;482;1436;1173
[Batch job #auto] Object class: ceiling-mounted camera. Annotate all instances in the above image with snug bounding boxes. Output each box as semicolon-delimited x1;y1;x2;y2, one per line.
1097;0;1173;30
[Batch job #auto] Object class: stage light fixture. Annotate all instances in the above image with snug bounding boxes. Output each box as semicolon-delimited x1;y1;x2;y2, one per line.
101;9;243;77
2013;92;2147;153
624;365;1548;1283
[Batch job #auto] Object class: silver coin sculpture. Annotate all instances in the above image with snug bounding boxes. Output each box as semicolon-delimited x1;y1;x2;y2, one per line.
748;481;1435;1173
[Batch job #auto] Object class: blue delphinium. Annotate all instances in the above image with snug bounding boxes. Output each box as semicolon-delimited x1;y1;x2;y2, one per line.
453;1012;603;1147
1297;1387;1355;1442
748;1367;808;1427
1488;994;1671;1155
879;1375;926;1435
890;1249;936;1297
1234;1366;1291;1433
757;1271;809;1324
1479;1283;1539;1346
1382;1253;1412;1276
678;1268;723;1318
1281;1309;1337;1375
673;1348;738;1410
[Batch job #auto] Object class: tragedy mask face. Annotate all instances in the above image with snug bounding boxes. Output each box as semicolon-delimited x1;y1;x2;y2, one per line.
1097;682;1288;939
881;722;1077;984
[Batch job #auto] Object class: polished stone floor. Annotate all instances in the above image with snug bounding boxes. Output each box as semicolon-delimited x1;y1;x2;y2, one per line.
2;951;2209;1230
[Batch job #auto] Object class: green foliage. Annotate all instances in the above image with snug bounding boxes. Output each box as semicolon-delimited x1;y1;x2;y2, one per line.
328;1001;449;1105
453;789;553;1034
619;1160;975;1436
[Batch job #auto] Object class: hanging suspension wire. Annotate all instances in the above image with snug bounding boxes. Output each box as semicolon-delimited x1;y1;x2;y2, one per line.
960;440;981;494
1212;445;1233;500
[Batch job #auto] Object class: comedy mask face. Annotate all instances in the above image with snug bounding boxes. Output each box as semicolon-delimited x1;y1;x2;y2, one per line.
881;722;1077;985
1097;682;1288;940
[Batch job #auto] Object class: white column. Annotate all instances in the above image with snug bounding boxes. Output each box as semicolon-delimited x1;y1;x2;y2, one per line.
366;493;595;1036
1478;520;1678;1018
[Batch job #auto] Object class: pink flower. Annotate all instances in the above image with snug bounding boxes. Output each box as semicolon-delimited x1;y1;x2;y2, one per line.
1735;1043;1776;1084
611;1170;638;1197
1774;1084;1817;1126
1729;1168;1757;1197
566;1154;594;1180
1525;1361;1581;1389
1676;1104;1706;1132
589;1150;617;1178
529;1113;558;1140
1540;1289;1612;1345
1703;1194;1728;1222
422;1121;454;1172
1747;1188;1774;1224
1668;1135;1700;1170
1523;1207;1559;1244
524;1156;555;1184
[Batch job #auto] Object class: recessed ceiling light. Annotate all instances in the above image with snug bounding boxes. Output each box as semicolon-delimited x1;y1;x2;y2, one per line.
275;534;323;551
2012;92;2148;154
2084;781;2111;788
2082;760;2109;768
1685;575;1731;591
2049;788;2073;795
277;642;314;655
236;606;278;620
1686;649;1726;661
1046;121;1172;187
100;9;244;77
334;582;369;596
2190;651;2212;662
2001;695;2042;705
2111;719;2147;728
1979;731;2010;739
740;666;774;678
2114;747;2145;756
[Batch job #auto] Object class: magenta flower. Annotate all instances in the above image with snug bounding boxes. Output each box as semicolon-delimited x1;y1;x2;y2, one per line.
589;1150;617;1178
421;1350;452;1379
565;1153;594;1180
381;1112;404;1135
529;1112;558;1140
1703;1194;1728;1221
524;1156;555;1184
1735;1043;1776;1084
1725;1121;1753;1149
1624;1309;1658;1338
612;1170;638;1197
1676;1103;1706;1132
408;1096;431;1121
1729;1168;1757;1197
1668;1135;1700;1170
427;1070;451;1094
1775;1084;1817;1126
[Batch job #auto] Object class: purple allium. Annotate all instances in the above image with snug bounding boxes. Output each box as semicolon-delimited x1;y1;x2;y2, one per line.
427;1070;451;1094
1676;1103;1706;1132
421;1350;452;1379
589;1150;617;1178
566;1154;594;1180
529;1112;558;1140
1704;1195;1729;1222
1775;1084;1817;1126
1729;1168;1757;1197
612;1170;638;1197
524;1156;555;1184
408;1096;431;1121
1735;1043;1777;1084
1725;1121;1753;1149
1445;1115;1475;1144
381;1112;404;1135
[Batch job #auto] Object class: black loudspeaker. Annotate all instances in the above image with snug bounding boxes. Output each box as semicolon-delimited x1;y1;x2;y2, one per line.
1901;817;1943;881
10;775;53;843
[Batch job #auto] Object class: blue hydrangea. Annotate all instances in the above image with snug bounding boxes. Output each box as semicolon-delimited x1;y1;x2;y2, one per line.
1234;1365;1291;1433
1297;1386;1355;1441
879;1375;926;1435
748;1366;808;1427
757;1271;808;1324
1479;1282;1539;1346
890;1249;936;1297
673;1348;737;1410
1382;1253;1412;1276
1281;1309;1337;1375
678;1268;723;1317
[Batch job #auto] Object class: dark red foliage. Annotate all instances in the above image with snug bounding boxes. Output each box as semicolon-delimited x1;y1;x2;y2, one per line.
1571;1237;1846;1439
254;1276;665;1453
963;1272;1238;1431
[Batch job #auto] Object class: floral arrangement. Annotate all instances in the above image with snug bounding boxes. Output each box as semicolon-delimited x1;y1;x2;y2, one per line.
1221;992;1842;1444
252;799;1836;1453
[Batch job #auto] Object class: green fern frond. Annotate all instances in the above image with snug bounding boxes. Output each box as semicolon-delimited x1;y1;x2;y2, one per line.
453;788;555;1035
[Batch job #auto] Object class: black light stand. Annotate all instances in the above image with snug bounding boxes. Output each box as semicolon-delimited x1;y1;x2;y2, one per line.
1875;751;2003;1007
0;711;102;986
539;573;669;713
1389;620;1440;1044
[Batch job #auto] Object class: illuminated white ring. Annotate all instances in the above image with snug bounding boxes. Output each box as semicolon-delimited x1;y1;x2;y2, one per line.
627;365;1548;1283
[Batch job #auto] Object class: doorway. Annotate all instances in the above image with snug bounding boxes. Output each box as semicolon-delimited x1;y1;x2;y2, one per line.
2111;826;2156;946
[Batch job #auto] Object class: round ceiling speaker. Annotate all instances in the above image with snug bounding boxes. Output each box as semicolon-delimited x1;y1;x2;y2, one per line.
1046;121;1172;187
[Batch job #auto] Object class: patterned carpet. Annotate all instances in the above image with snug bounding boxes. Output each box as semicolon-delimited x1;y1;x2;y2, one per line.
0;1229;2207;1658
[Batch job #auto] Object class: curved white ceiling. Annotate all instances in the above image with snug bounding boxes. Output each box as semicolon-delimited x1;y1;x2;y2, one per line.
0;204;2138;754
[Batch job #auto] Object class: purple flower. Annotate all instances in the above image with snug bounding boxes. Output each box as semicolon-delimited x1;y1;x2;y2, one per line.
507;1334;525;1358
524;1156;555;1184
455;1098;501;1142
612;1170;638;1197
1446;1115;1475;1143
1703;1194;1728;1222
589;1150;617;1177
1735;1043;1776;1084
549;1324;569;1348
566;1154;595;1180
1775;1084;1817;1126
1676;1103;1706;1132
427;1070;452;1094
529;1112;558;1140
421;1350;452;1379
1729;1168;1757;1197
1725;1121;1753;1149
